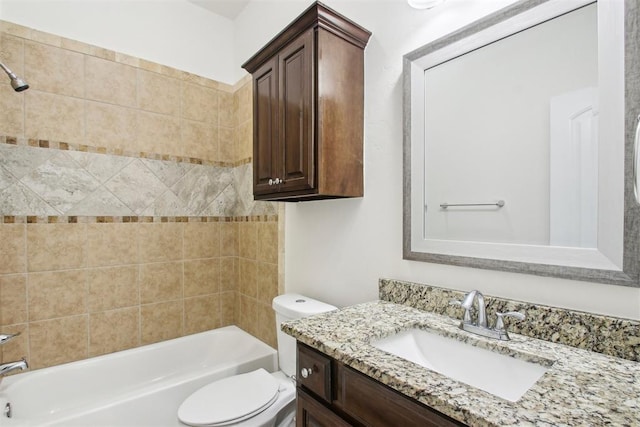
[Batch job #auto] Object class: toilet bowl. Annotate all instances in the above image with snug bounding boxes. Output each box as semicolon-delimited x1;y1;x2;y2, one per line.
178;294;337;427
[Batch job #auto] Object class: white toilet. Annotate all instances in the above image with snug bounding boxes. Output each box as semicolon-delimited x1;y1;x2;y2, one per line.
178;294;337;427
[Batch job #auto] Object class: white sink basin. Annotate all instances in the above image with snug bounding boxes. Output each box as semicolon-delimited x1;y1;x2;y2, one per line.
371;328;550;402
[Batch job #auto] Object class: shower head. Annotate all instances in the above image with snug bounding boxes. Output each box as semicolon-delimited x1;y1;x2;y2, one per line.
0;61;29;92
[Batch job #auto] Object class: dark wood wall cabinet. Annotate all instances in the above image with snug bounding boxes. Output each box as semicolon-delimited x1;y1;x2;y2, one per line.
241;2;371;201
296;343;467;427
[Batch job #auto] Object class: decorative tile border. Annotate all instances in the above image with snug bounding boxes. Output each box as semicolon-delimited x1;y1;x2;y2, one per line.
0;215;277;224
0;140;272;218
379;278;640;362
1;136;251;168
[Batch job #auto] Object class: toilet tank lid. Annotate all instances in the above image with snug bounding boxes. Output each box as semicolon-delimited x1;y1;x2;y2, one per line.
272;294;337;319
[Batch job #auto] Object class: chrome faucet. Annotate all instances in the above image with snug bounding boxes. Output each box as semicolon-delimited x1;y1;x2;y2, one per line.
0;358;28;376
0;333;20;346
452;290;525;341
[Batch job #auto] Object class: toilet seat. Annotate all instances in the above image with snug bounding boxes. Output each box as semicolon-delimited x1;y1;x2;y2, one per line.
178;369;281;427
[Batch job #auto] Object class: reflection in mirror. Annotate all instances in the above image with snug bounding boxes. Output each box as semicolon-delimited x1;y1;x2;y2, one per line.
424;4;598;248
403;0;640;286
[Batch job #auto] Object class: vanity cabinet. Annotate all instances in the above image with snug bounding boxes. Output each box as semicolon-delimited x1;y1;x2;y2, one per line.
296;343;466;427
241;2;371;201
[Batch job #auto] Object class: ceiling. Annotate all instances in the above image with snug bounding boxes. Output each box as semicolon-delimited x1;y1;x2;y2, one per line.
188;0;251;20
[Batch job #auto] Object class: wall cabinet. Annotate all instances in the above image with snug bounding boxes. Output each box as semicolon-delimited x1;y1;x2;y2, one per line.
242;2;371;201
296;343;467;427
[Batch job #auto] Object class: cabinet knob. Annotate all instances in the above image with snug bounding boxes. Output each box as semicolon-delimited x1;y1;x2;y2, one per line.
300;367;313;378
268;178;274;186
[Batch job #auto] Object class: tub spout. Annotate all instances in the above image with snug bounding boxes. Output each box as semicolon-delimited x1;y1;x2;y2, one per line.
0;358;28;376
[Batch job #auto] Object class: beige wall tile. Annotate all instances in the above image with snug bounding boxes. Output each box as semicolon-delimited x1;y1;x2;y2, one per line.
183;222;219;259
219;127;236;164
0;34;24;136
184;294;220;335
184;258;219;297
86;223;139;267
140;261;183;304
239;258;257;298
85;101;137;151
238;295;258;338
236;82;252;125
89;307;139;356
88;266;138;312
182;82;218;124
138;70;180;116
256;262;278;306
238;222;257;260
140;300;183;345
220;222;238;256
0;83;25;136
27;224;86;272
29;315;88;369
220;257;237;292
219;291;236;327
256;222;278;264
28;269;87;321
0;323;29;364
256;302;276;348
182;119;216;161
1;33;25;75
0;274;27;325
138;223;182;263
85;56;136;107
25;90;84;143
24;41;84;98
218;90;234;128
0;224;25;274
136;111;182;156
236;120;253;160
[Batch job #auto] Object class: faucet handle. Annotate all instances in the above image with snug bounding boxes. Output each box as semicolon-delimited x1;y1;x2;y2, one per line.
0;332;20;345
494;311;525;331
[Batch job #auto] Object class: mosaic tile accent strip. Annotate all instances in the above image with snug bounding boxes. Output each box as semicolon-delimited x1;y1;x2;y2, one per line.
0;215;278;224
0;141;275;218
379;278;640;362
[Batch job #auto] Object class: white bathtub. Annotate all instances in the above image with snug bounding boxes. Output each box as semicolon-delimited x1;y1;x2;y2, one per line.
0;326;277;426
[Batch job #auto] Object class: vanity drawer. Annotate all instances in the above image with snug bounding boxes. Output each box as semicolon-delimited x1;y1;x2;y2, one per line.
297;343;332;402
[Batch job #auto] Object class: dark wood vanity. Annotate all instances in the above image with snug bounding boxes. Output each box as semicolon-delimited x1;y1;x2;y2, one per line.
241;2;371;201
296;343;466;427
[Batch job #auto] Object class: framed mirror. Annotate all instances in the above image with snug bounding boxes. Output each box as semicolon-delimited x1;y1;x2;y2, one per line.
403;0;640;287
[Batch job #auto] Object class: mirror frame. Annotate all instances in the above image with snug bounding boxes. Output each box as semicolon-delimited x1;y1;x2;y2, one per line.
402;0;640;287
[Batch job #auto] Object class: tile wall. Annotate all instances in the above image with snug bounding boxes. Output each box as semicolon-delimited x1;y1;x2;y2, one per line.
0;21;281;370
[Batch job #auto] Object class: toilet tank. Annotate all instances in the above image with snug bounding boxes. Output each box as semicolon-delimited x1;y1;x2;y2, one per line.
272;294;337;377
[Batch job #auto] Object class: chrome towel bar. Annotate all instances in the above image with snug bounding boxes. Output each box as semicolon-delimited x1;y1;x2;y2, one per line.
440;200;505;209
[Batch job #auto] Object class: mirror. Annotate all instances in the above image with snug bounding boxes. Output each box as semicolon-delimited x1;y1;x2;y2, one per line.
403;0;640;287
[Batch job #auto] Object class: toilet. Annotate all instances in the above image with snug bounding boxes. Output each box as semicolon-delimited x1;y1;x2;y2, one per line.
178;294;337;427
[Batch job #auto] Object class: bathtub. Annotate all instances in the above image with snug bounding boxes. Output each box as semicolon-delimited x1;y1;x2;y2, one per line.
0;326;277;426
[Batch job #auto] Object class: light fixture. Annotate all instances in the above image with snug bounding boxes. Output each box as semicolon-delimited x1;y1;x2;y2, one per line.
408;0;446;9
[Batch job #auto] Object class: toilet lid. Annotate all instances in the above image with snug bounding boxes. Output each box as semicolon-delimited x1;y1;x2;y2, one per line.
178;369;280;427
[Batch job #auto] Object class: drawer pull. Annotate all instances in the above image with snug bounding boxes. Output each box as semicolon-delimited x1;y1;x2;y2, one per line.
300;367;314;378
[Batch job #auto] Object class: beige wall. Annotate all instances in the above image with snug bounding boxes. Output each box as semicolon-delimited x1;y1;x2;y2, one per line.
0;21;278;371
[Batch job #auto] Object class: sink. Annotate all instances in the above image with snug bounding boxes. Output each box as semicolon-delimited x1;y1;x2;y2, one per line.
371;328;550;402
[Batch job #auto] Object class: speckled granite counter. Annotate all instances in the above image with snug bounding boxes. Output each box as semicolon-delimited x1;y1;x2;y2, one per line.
282;301;640;427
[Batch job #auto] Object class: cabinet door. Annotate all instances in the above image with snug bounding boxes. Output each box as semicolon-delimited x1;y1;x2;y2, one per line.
253;56;279;196
278;28;315;193
297;389;351;427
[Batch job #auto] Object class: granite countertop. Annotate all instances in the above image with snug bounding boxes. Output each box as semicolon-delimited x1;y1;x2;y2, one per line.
282;301;640;427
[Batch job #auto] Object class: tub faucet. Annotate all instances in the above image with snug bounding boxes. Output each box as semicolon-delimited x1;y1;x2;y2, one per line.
0;358;28;376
